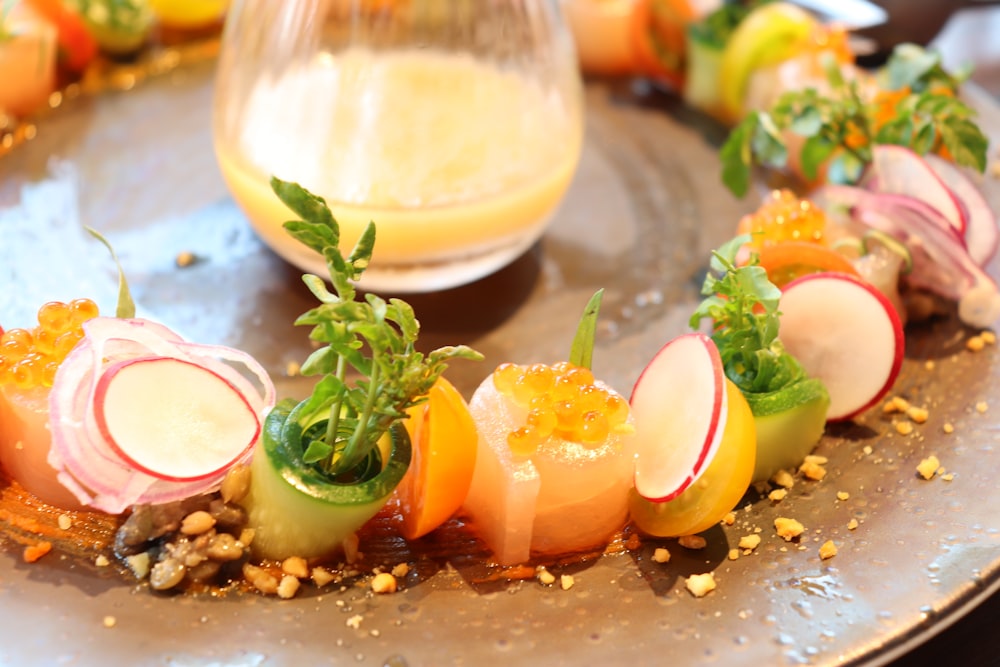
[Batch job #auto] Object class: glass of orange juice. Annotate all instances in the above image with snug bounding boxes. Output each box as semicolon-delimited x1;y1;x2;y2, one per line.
213;0;584;293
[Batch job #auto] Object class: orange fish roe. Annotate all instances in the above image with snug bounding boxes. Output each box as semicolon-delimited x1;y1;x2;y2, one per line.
0;299;99;390
737;189;827;249
492;361;631;456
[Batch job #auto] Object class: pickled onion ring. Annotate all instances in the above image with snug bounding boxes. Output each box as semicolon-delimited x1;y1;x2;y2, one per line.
47;317;275;514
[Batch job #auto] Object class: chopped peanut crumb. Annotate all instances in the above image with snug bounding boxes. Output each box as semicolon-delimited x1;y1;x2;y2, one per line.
738;534;761;551
768;488;787;502
57;514;72;530
917;455;941;480
678;535;706;550
836;491;850;501
371;572;398;594
847;519;859;531
895;421;914;436
771;469;795;489
966;336;986;352
819;540;838;560
774;518;805;541
391;563;410;578
721;512;736;526
906;406;929;423
942;473;955;482
285;361;301;377
925;360;936;370
943;423;955;434
728;548;740;561
976;401;989;413
277;575;301;599
685;573;716;598
346;615;363;629
560;574;575;590
799;459;827;481
175;251;196;268
281;556;309;579
981;330;996;345
103;616;117;628
536;567;556;585
311;567;337;588
651;547;671;563
95;554;110;567
883;396;910;413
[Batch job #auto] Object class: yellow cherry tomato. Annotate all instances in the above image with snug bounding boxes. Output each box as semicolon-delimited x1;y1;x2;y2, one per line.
148;0;228;29
628;378;755;537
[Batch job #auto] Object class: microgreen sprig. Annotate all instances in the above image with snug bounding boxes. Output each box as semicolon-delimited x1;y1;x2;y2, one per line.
272;178;482;480
689;235;804;394
720;45;989;197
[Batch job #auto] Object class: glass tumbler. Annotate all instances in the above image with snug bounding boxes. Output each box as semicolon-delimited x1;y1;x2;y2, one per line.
213;0;584;293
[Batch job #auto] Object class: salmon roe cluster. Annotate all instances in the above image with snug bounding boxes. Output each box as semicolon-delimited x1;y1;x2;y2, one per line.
738;189;827;249
0;299;99;390
492;361;631;456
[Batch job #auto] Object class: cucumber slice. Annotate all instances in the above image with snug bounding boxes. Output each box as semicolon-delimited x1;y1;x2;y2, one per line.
242;399;412;561
745;378;829;482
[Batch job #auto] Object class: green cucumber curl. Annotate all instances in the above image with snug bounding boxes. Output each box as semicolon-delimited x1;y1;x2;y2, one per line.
242;399;412;561
744;378;829;483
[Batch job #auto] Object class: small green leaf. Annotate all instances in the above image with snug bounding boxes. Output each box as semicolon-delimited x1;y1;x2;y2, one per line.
720;113;758;197
302;439;335;464
939;116;988;172
569;289;604;370
799;135;836;181
84;226;136;319
789;106;823;137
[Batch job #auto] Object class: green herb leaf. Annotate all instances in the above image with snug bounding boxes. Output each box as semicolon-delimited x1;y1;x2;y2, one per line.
690;235;804;395
569;289;604;370
271;178;483;480
85;226;136;319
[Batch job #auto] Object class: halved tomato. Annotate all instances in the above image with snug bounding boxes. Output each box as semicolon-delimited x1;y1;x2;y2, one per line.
756;241;860;288
630;0;697;90
395;376;478;540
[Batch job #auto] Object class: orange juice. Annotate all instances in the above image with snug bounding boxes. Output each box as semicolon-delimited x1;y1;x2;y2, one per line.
214;48;582;291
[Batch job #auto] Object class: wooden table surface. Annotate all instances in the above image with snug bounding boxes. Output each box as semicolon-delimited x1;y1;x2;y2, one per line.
886;9;1000;667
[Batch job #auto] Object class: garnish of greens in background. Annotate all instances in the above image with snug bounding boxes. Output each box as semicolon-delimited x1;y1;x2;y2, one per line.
271;177;482;483
720;44;989;197
0;0;15;41
240;178;482;561
690;235;829;480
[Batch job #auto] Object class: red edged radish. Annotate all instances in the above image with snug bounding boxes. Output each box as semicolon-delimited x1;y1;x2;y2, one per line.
866;145;966;236
48;317;275;514
923;153;999;267
816;184;1000;328
777;272;904;421
94;356;260;482
629;332;729;502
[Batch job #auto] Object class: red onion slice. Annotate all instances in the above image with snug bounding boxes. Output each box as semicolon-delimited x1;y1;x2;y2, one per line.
47;317;275;515
815;184;1000;329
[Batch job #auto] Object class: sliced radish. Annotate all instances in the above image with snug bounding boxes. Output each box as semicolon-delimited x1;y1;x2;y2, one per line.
629;332;727;502
94;357;260;482
778;272;904;421
923;153;999;267
866;144;966;236
48;317;275;514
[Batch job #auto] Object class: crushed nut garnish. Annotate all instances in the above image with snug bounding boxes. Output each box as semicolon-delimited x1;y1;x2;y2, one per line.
103;616;117;628
943;422;955;434
976;401;989;413
721;512;736;526
906;406;929;423
685;573;716;598
95;554;110;567
285;361;301;377
560;574;575;590
771;469;795;489
917;455;941;480
818;540;838;560
312;567;337;587
728;548;740;561
981;330;996;344
738;534;761;551
346;615;364;629
175;251;196;268
277;575;301;599
883;396;910;413
836;491;850;501
651;547;671;563
57;514;72;530
281;556;309;579
678;535;706;550
774;517;805;541
371;572;398;594
799;459;827;481
768;488;787;502
536;567;556;585
966;335;986;352
894;421;914;436
847;519;859;530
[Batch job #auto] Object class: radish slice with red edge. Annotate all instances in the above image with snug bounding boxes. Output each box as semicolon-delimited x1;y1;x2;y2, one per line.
778;272;904;422
865;144;967;237
629;332;727;502
815;184;1000;328
922;153;999;267
95;357;260;482
48;317;275;514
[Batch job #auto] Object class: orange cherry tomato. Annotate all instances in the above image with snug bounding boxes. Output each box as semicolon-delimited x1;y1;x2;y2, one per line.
24;0;97;72
630;0;697;90
395;376;478;540
756;241;860;288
